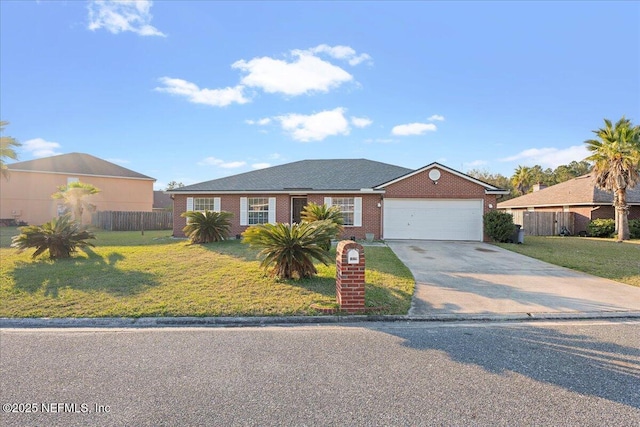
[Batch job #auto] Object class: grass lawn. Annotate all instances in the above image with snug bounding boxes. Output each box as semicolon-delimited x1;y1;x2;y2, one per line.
496;236;640;288
0;228;414;318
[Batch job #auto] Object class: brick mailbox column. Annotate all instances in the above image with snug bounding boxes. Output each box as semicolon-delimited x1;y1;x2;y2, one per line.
335;240;365;313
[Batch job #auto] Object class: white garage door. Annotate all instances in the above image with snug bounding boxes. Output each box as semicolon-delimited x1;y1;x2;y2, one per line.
384;199;483;241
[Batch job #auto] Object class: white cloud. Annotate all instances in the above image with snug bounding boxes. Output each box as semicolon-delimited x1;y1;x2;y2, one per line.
87;0;165;37
269;153;283;160
198;157;247;168
232;51;353;96
309;44;373;66
500;145;590;168
391;122;437;136
276;108;350;142
245;118;272;126
351;116;372;128
252;163;271;169
428;114;445;122
155;77;249;107
22;138;62;158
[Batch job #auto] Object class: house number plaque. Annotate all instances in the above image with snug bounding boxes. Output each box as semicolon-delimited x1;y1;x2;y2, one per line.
347;249;360;264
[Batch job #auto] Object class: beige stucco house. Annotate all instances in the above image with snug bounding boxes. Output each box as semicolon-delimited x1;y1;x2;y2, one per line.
1;153;155;225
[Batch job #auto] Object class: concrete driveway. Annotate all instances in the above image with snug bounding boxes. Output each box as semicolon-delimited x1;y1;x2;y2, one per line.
386;240;640;317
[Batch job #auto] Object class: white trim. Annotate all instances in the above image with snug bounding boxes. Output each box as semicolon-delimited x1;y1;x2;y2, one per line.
166;189;385;195
268;197;276;224
240;197;248;226
7;169;155;181
354;197;362;227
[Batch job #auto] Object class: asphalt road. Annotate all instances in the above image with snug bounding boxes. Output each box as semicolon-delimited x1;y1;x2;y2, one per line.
1;320;639;426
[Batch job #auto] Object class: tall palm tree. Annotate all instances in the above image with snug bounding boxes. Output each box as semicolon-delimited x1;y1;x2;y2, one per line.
511;165;533;195
585;117;640;241
0;121;21;180
52;181;101;224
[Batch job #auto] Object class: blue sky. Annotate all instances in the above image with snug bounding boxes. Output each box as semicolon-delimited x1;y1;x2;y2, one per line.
1;1;638;190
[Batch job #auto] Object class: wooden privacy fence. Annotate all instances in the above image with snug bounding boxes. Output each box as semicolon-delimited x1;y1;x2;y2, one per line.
509;211;574;236
92;211;173;231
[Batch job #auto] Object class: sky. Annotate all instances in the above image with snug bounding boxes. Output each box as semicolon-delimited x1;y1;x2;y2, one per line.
1;1;638;190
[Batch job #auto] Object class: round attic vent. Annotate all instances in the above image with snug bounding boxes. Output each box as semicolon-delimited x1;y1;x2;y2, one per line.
428;169;441;181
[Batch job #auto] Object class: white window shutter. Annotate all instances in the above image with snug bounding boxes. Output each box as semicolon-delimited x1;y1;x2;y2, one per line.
185;197;194;224
240;197;248;226
354;197;362;227
214;197;221;212
324;197;332;207
268;197;276;224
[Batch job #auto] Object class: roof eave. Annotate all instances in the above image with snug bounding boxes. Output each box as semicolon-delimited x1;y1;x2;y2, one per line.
166;189;386;195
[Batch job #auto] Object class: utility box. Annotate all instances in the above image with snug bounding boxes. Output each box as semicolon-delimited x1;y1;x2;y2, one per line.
335;240;366;313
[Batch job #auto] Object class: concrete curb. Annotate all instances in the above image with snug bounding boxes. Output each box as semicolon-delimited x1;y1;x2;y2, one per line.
1;311;639;329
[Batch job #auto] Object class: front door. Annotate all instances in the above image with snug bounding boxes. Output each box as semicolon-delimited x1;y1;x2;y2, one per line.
291;197;307;224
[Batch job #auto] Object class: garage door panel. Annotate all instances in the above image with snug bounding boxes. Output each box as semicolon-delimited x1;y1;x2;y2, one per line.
384;199;483;241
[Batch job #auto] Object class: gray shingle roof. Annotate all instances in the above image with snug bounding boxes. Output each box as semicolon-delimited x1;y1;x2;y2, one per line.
7;153;155;180
498;174;640;208
172;159;413;192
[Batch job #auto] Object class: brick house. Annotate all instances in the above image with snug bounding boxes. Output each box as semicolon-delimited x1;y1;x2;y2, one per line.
497;174;640;234
168;159;508;241
1;153;155;225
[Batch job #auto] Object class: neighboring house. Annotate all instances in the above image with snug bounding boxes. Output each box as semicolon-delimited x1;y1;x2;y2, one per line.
153;191;173;211
167;159;509;241
1;153;155;225
497;174;640;234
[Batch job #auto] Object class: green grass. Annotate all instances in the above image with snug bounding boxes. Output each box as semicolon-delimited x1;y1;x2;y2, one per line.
496;236;640;287
0;228;414;318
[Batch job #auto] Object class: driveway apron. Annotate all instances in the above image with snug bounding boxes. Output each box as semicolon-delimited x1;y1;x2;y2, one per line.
385;240;640;316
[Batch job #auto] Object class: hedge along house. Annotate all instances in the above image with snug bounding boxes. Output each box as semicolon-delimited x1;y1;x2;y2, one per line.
168;159;509;242
497;173;640;235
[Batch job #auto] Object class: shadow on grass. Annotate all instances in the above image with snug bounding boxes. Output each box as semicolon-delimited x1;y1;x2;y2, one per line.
11;247;160;298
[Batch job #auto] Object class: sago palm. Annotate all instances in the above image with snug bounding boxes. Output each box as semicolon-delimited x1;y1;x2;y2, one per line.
11;214;96;259
242;220;339;279
52;181;101;224
300;202;344;249
181;210;233;243
585;117;640;241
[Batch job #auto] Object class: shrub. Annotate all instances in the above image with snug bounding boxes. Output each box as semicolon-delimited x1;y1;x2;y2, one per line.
587;218;615;238
181;210;233;243
11;214;96;259
628;218;640;239
242;220;339;279
301;202;344;249
483;210;516;243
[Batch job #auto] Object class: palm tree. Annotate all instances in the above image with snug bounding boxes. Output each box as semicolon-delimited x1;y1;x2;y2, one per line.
11;214;96;259
585;117;640;241
511;165;533;195
51;181;101;224
0;121;21;180
242;220;339;279
300;202;344;250
181;210;233;243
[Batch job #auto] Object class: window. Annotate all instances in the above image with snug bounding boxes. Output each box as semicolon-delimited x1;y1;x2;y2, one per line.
194;197;216;212
248;197;270;225
326;196;362;227
67;177;79;184
332;197;355;226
